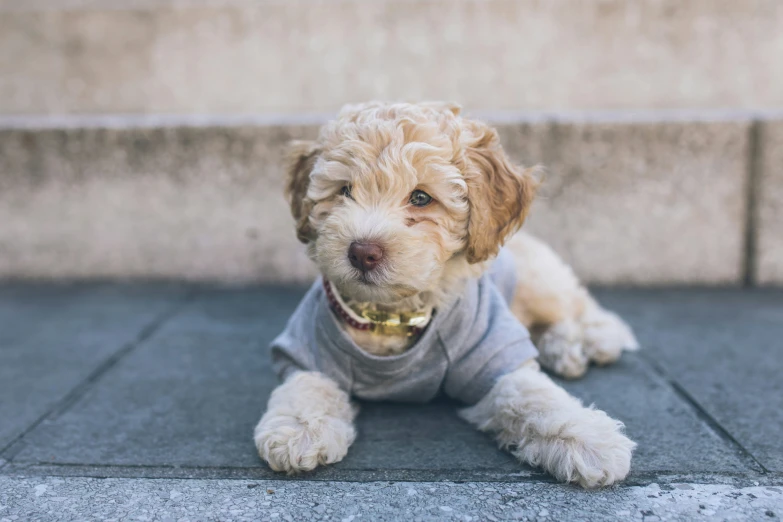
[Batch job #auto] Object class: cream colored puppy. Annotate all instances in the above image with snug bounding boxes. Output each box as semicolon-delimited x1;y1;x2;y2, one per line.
255;102;638;488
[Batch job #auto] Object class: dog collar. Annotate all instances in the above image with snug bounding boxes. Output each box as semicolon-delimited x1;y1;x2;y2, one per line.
323;278;432;337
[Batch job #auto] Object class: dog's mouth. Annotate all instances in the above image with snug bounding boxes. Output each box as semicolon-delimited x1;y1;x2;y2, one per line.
345;265;385;286
356;273;378;286
334;269;420;304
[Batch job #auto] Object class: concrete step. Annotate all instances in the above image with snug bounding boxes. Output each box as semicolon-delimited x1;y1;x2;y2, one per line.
1;110;779;285
1;0;783;114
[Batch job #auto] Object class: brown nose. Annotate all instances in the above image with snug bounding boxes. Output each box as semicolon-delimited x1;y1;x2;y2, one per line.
348;242;384;272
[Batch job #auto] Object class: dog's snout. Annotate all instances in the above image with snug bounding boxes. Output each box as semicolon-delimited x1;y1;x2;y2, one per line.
348;242;384;272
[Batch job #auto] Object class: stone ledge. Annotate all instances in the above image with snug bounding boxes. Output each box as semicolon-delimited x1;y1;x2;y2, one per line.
0;113;761;285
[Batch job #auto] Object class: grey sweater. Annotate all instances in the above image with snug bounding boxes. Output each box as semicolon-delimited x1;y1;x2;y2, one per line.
270;248;538;405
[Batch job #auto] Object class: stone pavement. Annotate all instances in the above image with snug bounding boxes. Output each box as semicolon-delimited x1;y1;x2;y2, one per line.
0;284;782;520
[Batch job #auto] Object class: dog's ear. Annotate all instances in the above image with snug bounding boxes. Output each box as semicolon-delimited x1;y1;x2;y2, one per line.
460;121;539;264
284;140;321;243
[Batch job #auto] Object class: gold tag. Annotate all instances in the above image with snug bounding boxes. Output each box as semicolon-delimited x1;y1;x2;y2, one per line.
358;309;430;336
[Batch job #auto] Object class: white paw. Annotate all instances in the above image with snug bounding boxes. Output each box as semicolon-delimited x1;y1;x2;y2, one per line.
254;372;357;474
254;411;355;473
460;366;636;488
515;406;636;488
534;320;588;379
582;308;639;366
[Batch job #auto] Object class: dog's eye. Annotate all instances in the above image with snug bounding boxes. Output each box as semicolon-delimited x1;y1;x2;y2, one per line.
341;185;353;199
409;189;432;207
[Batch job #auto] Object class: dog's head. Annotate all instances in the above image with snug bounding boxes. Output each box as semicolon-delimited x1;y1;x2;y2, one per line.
285;102;538;306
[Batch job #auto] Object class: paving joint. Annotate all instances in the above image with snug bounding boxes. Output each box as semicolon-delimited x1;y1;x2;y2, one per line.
2;463;781;488
0;290;197;462
638;351;769;474
744;120;762;286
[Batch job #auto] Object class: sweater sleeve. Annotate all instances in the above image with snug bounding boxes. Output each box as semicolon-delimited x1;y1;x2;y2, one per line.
269;281;322;381
442;274;538;405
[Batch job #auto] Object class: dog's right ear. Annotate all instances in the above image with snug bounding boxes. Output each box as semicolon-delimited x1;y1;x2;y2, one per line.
459;121;539;264
284;140;321;243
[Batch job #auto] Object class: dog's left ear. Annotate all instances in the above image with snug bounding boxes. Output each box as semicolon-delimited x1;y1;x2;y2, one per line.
284;140;322;243
460;120;539;264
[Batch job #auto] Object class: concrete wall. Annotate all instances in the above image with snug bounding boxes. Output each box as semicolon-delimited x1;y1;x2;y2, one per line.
499;118;750;285
1;1;781;285
0;122;319;282
1;0;782;115
2;112;778;285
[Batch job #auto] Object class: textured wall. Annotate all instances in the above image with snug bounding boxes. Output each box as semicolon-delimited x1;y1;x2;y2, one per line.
1;0;782;114
0;114;761;285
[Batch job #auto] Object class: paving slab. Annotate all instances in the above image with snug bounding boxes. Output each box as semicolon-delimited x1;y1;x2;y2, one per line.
0;283;188;454
3;286;303;472
0;283;91;347
4;286;755;481
6;286;521;480
556;356;753;475
594;288;783;472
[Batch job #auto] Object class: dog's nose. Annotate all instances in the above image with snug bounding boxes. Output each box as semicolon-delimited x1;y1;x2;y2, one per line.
348;242;384;272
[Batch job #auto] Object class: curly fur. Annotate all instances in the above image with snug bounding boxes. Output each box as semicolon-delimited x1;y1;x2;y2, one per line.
254;372;357;473
505;232;639;378
460;362;636;488
255;101;638;487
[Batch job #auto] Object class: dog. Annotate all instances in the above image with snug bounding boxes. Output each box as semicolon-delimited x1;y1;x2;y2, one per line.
254;102;638;488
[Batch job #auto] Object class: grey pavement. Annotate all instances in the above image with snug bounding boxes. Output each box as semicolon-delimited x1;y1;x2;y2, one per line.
1;284;782;520
1;477;781;522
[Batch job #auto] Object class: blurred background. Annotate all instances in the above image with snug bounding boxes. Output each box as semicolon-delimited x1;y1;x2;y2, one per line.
1;0;781;287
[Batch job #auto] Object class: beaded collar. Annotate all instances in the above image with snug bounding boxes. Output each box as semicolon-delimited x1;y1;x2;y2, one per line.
323;278;432;337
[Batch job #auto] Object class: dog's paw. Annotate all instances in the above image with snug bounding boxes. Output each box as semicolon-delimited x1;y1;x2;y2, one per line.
582;307;640;366
534;320;588;379
254;372;357;473
254;412;355;473
459;365;635;488
515;406;636;488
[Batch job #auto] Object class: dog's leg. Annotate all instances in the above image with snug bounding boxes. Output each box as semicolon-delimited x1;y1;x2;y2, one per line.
254;371;357;473
505;232;637;377
460;362;635;488
580;295;639;366
529;319;589;379
505;232;590;378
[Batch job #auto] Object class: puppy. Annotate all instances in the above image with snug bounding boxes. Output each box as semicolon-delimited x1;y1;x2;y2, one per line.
254;102;638;488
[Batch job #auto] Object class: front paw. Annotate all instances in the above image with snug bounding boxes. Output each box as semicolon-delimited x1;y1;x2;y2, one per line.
582;308;640;366
515;407;636;488
254;412;355;473
533;320;588;379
